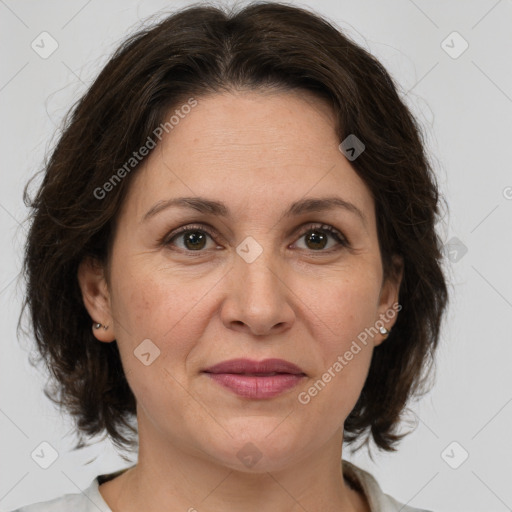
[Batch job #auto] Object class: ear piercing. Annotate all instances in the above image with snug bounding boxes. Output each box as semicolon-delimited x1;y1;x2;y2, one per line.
95;323;387;335
379;326;390;337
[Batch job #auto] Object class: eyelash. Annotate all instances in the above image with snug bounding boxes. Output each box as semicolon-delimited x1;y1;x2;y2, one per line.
160;223;349;254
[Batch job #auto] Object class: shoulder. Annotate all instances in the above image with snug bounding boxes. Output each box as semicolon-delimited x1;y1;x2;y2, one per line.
10;493;92;512
379;492;434;512
343;460;434;512
8;476;112;512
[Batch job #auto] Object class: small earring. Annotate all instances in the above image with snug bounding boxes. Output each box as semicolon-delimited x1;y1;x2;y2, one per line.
93;323;108;330
379;326;390;337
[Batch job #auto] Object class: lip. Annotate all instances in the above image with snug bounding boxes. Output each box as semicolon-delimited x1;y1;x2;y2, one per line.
202;358;306;399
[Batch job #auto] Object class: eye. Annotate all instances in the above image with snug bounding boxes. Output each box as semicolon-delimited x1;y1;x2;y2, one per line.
293;223;349;252
161;222;349;254
162;224;219;252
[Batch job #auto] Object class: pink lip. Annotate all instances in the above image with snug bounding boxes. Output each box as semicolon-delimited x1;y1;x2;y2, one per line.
203;358;306;399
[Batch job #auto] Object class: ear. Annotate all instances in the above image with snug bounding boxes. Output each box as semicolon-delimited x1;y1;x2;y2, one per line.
374;254;404;347
77;256;116;342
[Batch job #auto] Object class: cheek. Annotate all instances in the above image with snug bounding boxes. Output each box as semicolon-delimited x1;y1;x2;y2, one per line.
300;306;376;431
109;261;219;392
302;351;372;439
299;272;380;415
311;270;381;347
110;260;208;339
108;268;208;420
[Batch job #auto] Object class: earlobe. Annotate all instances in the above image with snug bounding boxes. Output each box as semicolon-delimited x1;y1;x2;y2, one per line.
77;256;116;342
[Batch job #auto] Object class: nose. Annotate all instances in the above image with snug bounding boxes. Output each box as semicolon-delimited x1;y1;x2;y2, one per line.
220;248;295;337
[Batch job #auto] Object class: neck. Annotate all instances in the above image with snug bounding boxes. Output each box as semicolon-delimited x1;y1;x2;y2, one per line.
99;414;369;512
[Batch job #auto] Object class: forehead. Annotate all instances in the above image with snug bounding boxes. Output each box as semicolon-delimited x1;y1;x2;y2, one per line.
119;90;374;226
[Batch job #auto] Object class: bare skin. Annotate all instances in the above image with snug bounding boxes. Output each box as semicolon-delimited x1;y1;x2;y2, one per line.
78;89;402;512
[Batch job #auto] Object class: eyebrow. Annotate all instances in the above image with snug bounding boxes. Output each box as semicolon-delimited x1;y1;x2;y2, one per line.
142;196;367;227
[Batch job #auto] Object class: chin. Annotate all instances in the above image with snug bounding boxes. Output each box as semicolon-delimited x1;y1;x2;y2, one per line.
202;423;304;473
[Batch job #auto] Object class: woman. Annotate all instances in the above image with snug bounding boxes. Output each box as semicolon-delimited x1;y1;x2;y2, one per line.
14;2;448;511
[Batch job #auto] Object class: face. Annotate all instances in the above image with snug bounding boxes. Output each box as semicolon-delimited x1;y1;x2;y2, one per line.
79;89;402;472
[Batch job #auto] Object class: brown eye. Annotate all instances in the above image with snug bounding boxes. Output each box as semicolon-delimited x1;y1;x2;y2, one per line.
163;224;218;252
180;230;208;250
162;223;348;254
294;224;348;252
304;230;328;250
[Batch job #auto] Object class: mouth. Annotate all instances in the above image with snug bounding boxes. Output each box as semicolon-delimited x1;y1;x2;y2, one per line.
202;358;306;399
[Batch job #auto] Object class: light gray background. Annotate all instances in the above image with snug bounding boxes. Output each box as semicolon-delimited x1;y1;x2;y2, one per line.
1;1;511;511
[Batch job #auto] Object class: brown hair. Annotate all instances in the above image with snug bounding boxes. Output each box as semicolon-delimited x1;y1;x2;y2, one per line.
19;1;448;456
